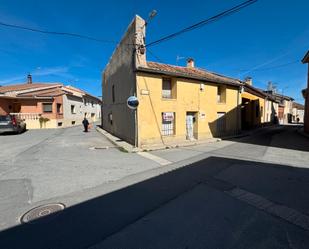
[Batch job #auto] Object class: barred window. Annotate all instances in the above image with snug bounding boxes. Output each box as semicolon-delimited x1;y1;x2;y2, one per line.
162;112;175;136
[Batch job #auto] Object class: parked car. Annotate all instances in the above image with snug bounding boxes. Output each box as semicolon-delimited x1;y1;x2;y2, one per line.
0;115;26;134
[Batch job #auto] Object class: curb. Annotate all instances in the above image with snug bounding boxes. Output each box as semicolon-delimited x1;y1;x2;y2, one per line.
96;126;138;153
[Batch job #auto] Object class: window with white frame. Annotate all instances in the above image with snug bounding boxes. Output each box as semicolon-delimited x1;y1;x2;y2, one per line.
162;78;176;99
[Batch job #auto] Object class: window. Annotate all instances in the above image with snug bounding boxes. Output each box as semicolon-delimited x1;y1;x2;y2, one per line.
43;103;52;113
162;112;175;136
91;101;94;107
217;86;226;103
58;122;63;127
71;105;76;114
162;78;176;99
108;113;113;125
91;113;95;118
57;103;62;113
112;85;115;103
72;121;76;125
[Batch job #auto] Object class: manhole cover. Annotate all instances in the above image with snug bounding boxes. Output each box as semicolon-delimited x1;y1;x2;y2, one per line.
20;203;65;224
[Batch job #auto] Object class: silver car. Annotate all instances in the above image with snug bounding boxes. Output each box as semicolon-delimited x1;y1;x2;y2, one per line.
0;115;27;134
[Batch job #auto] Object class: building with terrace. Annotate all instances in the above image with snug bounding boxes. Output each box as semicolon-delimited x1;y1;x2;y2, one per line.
0;75;101;129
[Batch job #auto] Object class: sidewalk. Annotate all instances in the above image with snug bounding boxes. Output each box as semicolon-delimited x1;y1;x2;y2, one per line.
96;126;220;152
96;125;281;153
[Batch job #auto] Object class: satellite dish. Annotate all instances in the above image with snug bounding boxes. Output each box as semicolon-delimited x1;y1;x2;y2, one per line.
127;96;139;110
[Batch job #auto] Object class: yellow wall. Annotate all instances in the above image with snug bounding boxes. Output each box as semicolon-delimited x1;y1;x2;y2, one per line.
241;91;265;126
136;73;240;147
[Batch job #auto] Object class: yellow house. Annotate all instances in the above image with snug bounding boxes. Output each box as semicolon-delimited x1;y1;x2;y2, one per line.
136;61;243;147
240;78;279;129
102;15;244;148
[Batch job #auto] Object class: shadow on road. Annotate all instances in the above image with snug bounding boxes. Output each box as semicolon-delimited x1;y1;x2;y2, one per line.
225;125;309;152
1;156;309;249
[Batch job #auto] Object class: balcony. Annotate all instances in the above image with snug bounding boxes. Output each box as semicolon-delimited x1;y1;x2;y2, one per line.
9;113;42;120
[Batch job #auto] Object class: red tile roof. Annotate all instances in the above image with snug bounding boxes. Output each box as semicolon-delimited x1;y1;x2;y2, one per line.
137;61;242;86
0;83;62;94
17;87;66;98
293;102;304;109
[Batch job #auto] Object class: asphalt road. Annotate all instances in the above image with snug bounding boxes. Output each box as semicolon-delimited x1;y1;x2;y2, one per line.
0;125;309;249
0;125;159;230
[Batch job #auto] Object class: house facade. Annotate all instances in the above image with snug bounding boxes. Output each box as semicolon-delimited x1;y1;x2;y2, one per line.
102;15;243;148
263;91;294;124
292;102;304;123
0;77;101;129
302;50;309;133
241;79;266;129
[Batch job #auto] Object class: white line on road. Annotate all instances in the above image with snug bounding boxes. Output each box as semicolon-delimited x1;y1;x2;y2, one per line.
137;152;172;166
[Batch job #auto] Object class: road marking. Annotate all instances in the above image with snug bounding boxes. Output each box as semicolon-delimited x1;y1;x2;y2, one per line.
226;188;309;231
137;152;172;166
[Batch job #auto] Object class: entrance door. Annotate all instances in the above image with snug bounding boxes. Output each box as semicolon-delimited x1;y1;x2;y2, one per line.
217;112;226;136
186;112;197;140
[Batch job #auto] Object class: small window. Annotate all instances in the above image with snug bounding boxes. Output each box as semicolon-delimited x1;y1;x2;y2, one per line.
58;122;63;127
112;85;115;103
217;86;226;103
72;121;76;125
71;105;76;114
57;103;62;113
162;78;172;99
108;113;113;125
91;113;95;118
43;103;52;113
161;112;175;136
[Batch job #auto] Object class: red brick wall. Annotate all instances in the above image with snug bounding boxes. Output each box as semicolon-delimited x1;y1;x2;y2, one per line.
0;98;14;115
0;96;64;119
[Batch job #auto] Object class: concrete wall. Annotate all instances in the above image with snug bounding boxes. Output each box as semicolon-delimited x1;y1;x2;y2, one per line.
292;108;304;123
63;94;84;127
136;73;240;147
264;99;278;123
102;15;146;145
83;96;101;122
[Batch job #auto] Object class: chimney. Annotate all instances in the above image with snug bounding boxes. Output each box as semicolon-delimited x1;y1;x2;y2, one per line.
244;76;252;85
27;74;32;84
187;58;194;68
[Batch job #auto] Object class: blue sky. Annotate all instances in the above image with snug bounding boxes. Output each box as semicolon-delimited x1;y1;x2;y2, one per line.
0;0;308;103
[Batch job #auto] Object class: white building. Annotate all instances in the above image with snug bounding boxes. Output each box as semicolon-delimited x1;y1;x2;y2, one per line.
292;102;305;123
62;86;101;127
